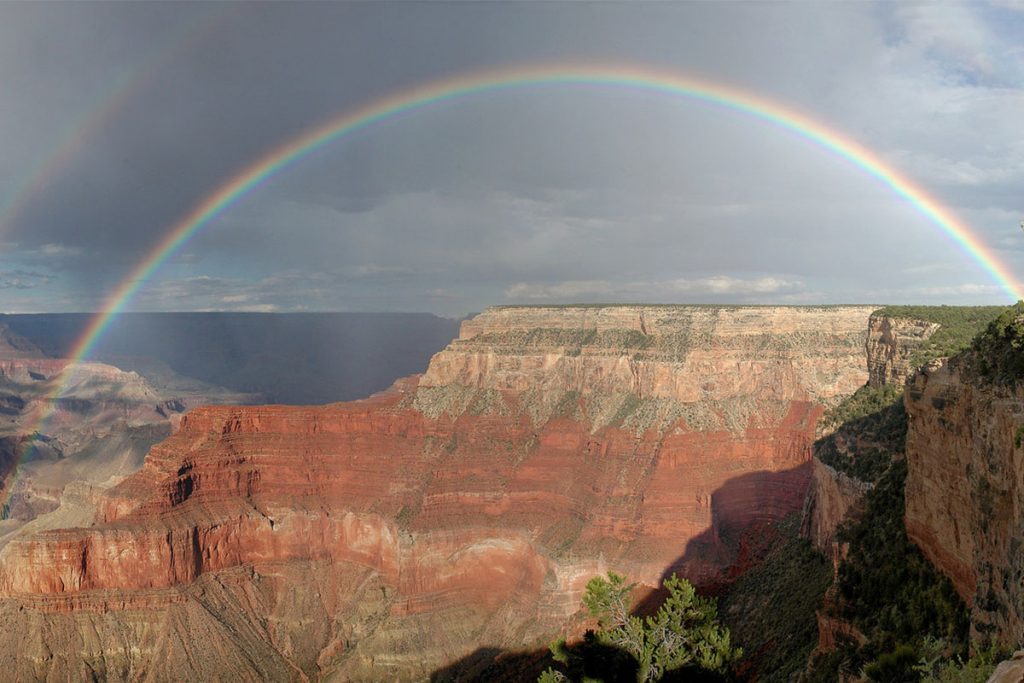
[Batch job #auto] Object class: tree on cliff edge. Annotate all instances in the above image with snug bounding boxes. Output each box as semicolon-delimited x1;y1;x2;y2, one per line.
539;571;740;683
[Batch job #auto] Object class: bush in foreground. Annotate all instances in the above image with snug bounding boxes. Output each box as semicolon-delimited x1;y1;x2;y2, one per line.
539;572;740;683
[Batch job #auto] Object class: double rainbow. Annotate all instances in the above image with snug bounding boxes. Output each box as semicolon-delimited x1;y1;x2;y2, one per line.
5;62;1019;509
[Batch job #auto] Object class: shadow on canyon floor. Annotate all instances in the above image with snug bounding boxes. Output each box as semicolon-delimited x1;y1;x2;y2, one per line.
429;462;813;682
430;640;728;683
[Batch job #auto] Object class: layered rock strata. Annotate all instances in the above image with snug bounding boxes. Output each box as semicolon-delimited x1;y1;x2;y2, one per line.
0;305;876;680
865;314;939;388
801;310;924;556
904;355;1024;643
0;332;252;538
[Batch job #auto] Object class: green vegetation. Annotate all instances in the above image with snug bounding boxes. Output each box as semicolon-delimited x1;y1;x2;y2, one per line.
394;504;416;527
552;390;582;419
849;638;999;683
817;384;907;485
874;305;1005;327
874;305;1004;368
969;301;1024;384
821;383;903;431
539;572;740;682
831;458;970;678
805;344;980;681
610;394;642;426
718;515;833;682
914;637;998;683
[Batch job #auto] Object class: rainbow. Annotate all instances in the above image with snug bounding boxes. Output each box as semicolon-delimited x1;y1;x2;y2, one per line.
0;5;236;241
4;62;1019;509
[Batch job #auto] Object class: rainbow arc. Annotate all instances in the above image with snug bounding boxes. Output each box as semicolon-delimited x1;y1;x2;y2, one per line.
4;62;1018;508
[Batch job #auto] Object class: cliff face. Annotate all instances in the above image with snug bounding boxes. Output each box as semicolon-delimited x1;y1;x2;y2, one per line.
801;459;871;566
0;305;876;680
427;306;870;404
865;315;939;389
801;311;921;558
0;347;253;539
904;356;1024;643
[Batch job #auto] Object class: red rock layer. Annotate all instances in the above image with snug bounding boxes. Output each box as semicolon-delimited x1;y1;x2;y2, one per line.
0;386;821;597
0;305;875;680
904;356;1024;644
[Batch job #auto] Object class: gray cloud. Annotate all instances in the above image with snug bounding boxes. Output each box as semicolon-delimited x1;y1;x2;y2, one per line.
0;1;1020;315
504;275;806;304
0;270;52;290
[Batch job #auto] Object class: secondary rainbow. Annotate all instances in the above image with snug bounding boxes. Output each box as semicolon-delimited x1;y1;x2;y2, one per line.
6;62;1019;506
0;5;236;240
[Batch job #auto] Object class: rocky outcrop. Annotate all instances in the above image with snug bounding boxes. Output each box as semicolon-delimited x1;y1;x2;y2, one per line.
0;349;253;539
988;651;1024;683
801;459;871;567
800;310;929;557
0;325;43;360
0;305;876;680
866;314;939;389
428;306;871;405
904;355;1024;643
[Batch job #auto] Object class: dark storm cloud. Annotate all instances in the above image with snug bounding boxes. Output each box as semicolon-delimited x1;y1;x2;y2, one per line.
0;1;1021;314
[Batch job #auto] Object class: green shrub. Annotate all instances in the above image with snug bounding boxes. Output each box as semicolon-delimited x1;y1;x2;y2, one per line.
835;459;970;669
912;637;998;683
817;384;906;485
968;301;1024;384
821;383;904;431
864;643;920;682
541;572;740;683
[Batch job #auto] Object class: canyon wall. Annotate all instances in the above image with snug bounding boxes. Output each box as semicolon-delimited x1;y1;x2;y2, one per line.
0;305;876;680
0;328;253;540
865;315;939;389
801;459;871;566
905;353;1024;645
801;311;922;558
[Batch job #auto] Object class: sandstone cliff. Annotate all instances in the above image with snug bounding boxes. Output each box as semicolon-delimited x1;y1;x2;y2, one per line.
905;353;1024;644
801;310;916;557
0;346;253;540
801;459;871;567
865;315;939;389
0;305;876;681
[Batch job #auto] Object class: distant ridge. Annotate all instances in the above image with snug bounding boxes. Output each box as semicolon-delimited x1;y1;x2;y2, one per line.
0;325;43;360
0;312;462;404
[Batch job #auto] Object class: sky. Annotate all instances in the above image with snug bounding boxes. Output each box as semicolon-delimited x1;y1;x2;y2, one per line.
0;1;1022;316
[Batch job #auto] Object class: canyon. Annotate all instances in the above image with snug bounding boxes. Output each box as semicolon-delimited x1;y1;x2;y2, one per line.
800;309;939;567
904;309;1024;647
0;324;252;545
0;305;879;681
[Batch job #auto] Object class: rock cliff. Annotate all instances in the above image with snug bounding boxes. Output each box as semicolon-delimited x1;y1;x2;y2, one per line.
904;352;1024;644
801;310;920;558
801;459;871;567
0;305;876;680
865;314;939;389
0;334;253;540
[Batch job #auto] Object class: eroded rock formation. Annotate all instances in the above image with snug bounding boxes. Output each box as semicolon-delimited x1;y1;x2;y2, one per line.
0;326;252;540
801;310;923;557
0;306;876;680
904;354;1024;644
866;314;939;389
801;459;871;567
